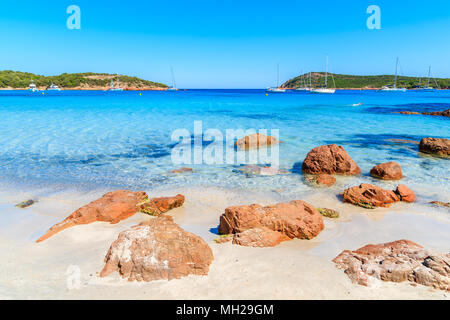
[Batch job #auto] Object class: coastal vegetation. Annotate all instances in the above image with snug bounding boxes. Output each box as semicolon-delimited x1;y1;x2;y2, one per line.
0;71;167;89
283;72;450;89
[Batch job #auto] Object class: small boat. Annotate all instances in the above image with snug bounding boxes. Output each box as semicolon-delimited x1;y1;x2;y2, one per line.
107;75;124;91
310;55;336;94
166;67;178;91
28;79;38;92
47;83;61;91
266;64;286;93
379;58;407;92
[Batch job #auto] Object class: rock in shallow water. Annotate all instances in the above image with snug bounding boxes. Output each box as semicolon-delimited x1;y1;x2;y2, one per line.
419;137;450;157
317;208;339;218
235;133;279;150
15;199;37;208
302;144;361;175
36;190;148;242
370;161;403;180
333;240;450;291
218;200;324;247
100;216;214;281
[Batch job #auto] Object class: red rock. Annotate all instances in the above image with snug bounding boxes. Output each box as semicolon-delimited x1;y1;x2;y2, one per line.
398;111;421;115
36;190;148;243
100;216;214;282
302;144;361;175
370;161;403;180
235;133;279;150
232;227;290;247
395;185;417;203
333;240;450;291
170;167;193;174
219;200;324;242
419;138;450;157
343;183;399;208
139;194;185;216
430;201;450;208
422;109;450;117
316;174;336;186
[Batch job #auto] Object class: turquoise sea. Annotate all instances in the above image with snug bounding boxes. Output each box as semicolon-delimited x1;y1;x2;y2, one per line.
0;89;448;202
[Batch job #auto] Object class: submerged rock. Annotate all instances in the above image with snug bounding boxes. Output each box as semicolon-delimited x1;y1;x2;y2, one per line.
419;137;450;157
235;133;279;150
333;240;450;291
36;190;148;243
370;161;403;180
317;208;339;218
235;165;287;176
430;201;450;208
302;144;361;175
218;200;324;247
139;194;185;216
170;167;193;174
397;109;449;117
15;199;37;208
305;174;336;187
343;183;416;209
100;216;213;282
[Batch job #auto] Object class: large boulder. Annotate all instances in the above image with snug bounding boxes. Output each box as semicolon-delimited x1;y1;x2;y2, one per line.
235;133;279;150
395;184;417;203
370;161;403;180
343;183;399;209
139;194;185;216
100;216;214;282
36;190;148;242
333;240;450;291
218;200;324;246
419;137;450;157
302;144;361;175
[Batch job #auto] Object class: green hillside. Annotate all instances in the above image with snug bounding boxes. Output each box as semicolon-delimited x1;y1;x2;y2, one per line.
0;71;168;89
282;72;450;89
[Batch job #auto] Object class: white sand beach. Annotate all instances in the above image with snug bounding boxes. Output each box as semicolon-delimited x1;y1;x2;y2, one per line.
0;186;449;300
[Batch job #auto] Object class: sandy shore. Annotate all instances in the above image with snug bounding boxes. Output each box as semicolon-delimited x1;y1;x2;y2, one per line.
0;186;449;300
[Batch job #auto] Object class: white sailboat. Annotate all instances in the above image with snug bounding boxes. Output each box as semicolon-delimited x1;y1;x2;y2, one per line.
47;83;61;91
310;55;336;94
266;64;286;93
379;58;407;92
419;66;435;91
107;75;124;91
167;67;178;91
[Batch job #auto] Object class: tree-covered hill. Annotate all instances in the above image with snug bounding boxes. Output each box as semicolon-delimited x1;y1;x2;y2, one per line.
0;71;168;89
282;72;450;89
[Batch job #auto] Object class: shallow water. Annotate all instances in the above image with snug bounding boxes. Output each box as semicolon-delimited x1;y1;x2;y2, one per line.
0;89;448;202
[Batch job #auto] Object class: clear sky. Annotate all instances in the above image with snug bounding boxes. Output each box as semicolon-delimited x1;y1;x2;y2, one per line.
1;0;449;88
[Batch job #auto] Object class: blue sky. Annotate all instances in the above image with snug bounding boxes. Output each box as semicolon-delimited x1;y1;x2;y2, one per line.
0;0;449;88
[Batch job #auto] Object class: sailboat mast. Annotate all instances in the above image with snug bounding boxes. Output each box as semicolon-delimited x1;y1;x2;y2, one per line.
171;67;176;88
394;57;399;89
427;66;431;87
276;64;280;88
309;72;312;88
325;55;328;88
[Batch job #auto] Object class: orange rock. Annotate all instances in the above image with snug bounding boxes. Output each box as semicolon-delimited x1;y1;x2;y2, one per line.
370;161;403;180
395;184;417;203
232;227;290;247
139;194;185;216
36;190;147;243
343;183;399;208
218;200;324;245
419;137;450;157
100;216;213;282
302;144;361;175
316;174;336;186
333;240;450;291
170;167;193;174
235;133;279;150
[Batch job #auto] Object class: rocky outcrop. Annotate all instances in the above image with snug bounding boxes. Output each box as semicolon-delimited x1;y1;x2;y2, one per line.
232;227;290;247
398;109;450;117
343;183;416;209
333;240;450;291
100;216;213;282
395;184;417;203
419;138;450;157
302;144;361;175
218;200;324;247
370;161;403;180
235;133;279;150
139;194;185;216
317;208;339;218
36;190;148;242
